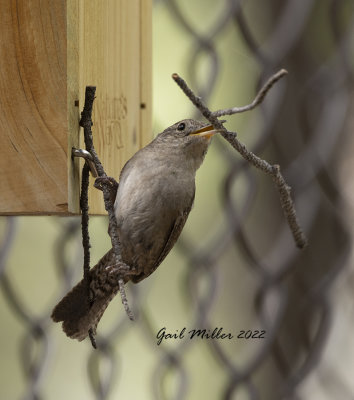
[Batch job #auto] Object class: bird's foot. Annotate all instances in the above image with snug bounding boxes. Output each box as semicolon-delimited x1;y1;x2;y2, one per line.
105;262;137;321
94;175;118;191
94;176;119;203
106;261;140;281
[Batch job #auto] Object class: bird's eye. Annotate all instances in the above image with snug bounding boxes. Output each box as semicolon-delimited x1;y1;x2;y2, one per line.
177;122;185;131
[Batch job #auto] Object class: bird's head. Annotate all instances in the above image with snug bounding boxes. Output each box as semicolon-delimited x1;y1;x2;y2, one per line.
154;119;220;171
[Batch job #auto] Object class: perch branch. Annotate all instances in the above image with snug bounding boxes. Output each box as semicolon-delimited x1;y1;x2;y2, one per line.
80;162;97;348
79;87;134;339
172;71;307;249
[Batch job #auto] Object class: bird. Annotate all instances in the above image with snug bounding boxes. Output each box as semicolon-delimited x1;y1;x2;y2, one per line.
51;119;219;341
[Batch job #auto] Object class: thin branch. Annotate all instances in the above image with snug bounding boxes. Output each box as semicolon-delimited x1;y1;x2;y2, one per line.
80;162;97;349
172;71;307;249
79;87;105;177
212;69;288;117
79;87;134;344
80;164;91;286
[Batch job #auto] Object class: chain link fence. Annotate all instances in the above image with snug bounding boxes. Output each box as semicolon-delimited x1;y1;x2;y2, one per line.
0;0;354;399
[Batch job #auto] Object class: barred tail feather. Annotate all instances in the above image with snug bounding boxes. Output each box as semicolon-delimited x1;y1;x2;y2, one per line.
51;249;120;341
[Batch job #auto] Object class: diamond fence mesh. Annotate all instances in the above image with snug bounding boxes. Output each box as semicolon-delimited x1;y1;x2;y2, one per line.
0;0;354;399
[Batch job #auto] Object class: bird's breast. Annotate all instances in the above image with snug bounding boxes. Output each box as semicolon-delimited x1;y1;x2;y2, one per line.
114;162;195;270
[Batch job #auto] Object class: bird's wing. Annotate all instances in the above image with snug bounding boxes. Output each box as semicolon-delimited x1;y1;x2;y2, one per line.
131;191;195;283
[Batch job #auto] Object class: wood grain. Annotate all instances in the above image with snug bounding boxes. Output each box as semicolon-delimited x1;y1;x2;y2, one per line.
0;0;152;215
74;0;153;214
140;0;152;149
0;0;68;214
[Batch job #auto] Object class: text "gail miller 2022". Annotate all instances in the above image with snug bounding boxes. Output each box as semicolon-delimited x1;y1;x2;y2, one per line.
156;327;233;345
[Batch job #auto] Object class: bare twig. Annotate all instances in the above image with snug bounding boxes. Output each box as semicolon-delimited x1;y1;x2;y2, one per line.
80;162;97;349
212;69;288;117
79;86;134;343
172;71;307;248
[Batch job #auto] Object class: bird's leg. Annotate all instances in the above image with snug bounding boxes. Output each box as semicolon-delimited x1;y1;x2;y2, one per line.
105;261;140;321
94;176;120;237
93;176;137;320
106;260;140;281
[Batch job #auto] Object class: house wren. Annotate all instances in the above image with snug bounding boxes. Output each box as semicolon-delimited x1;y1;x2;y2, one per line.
51;119;219;341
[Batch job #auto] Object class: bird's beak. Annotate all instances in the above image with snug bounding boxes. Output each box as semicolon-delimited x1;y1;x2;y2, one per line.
190;124;220;139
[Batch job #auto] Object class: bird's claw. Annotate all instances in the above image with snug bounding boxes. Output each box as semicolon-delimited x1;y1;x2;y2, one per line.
106;263;139;280
94;176;118;191
94;176;119;203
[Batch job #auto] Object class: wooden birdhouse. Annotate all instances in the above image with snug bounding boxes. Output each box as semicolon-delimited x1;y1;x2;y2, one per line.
0;0;152;215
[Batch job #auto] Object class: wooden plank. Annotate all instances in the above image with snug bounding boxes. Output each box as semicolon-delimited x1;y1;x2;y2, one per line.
0;0;68;214
74;0;153;214
0;0;152;215
67;0;81;214
140;0;153;148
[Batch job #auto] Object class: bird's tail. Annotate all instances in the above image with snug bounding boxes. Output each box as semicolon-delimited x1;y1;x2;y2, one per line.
51;249;120;341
